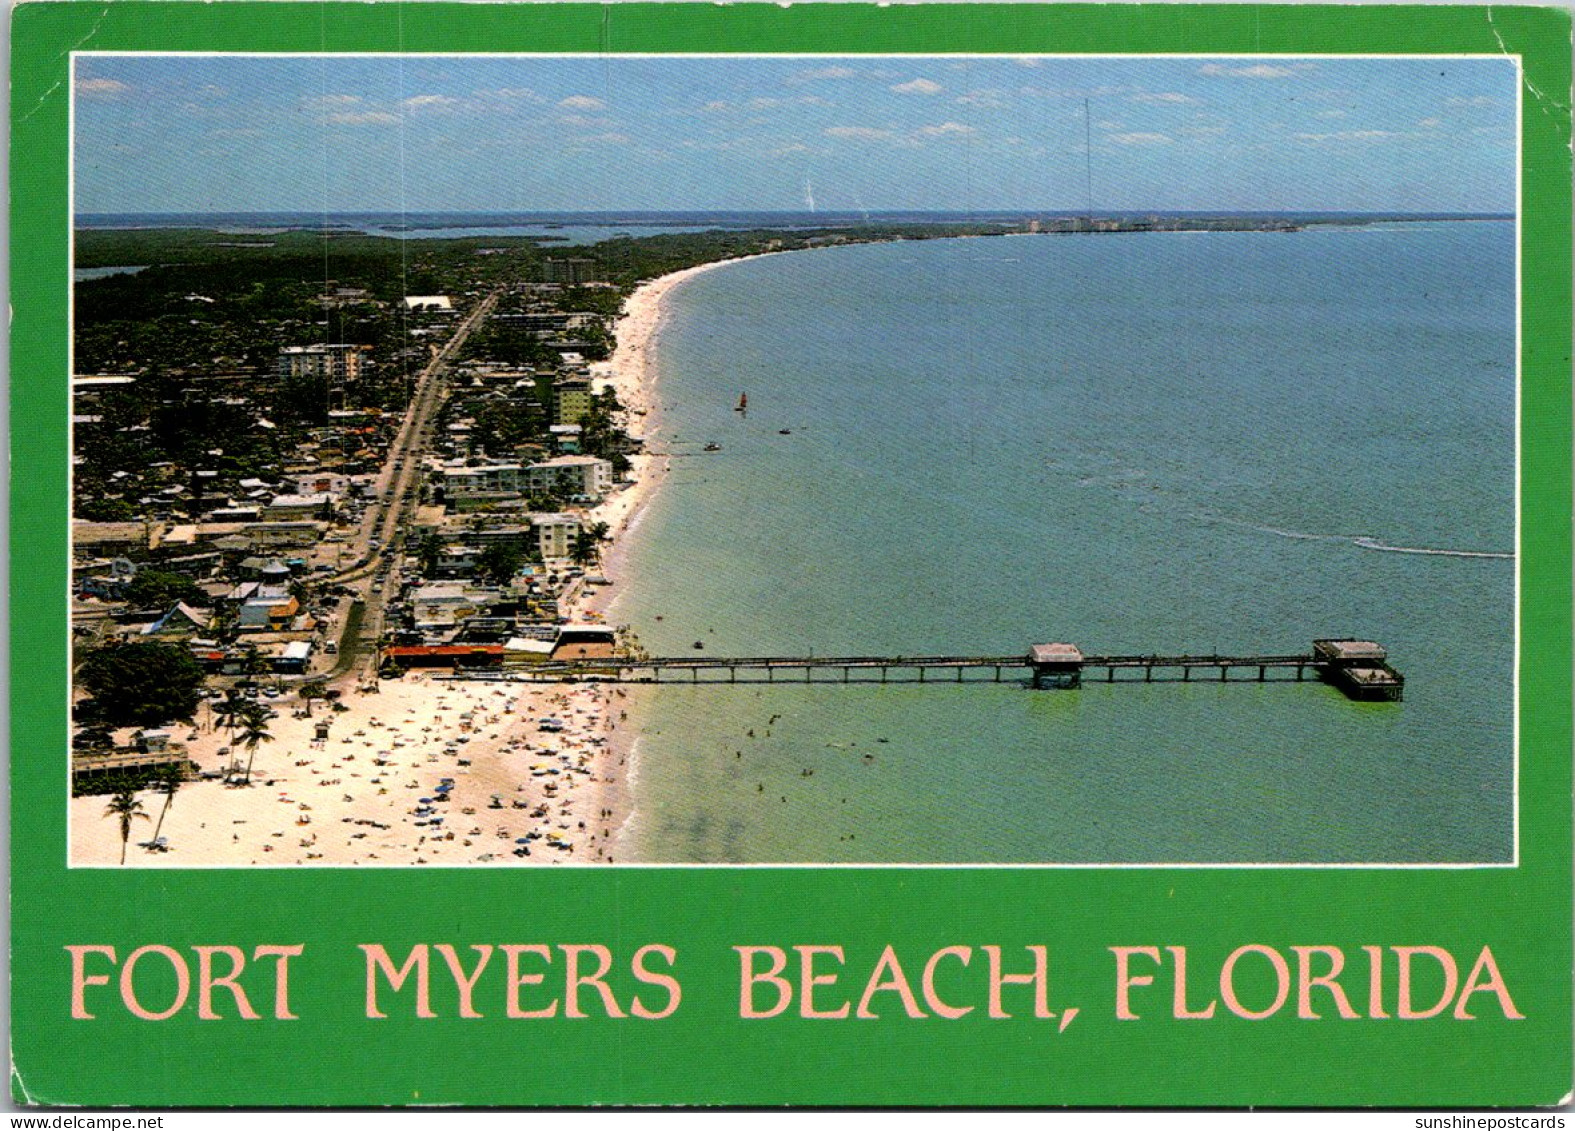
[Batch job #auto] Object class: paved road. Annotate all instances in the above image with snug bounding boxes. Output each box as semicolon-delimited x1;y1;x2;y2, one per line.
318;288;500;681
329;288;500;587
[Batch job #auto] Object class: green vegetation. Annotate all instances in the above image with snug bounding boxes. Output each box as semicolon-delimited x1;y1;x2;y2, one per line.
124;569;207;610
297;680;329;718
103;789;149;865
149;772;182;846
77;641;205;728
478;542;526;586
571;521;611;569
237;702;276;785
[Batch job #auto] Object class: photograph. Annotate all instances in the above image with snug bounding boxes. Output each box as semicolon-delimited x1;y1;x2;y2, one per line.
14;1;1571;1109
67;52;1519;867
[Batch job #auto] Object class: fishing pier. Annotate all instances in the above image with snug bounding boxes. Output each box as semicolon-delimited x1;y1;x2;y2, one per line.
490;638;1403;702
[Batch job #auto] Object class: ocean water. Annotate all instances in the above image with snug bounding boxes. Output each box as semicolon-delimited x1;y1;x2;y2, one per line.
605;223;1516;864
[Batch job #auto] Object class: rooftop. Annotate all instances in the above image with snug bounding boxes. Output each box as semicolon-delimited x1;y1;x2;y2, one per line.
1030;643;1084;664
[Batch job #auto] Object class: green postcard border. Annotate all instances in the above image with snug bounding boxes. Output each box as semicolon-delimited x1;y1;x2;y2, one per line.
10;2;1573;1107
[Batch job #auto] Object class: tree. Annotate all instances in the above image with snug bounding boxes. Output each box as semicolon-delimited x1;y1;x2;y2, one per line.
415;532;444;577
212;688;246;739
239;644;268;684
104;789;149;865
212;604;240;645
149;772;182;847
477;542;525;586
297;679;329;718
570;522;611;570
237;703;276;785
78;642;204;728
124;570;206;610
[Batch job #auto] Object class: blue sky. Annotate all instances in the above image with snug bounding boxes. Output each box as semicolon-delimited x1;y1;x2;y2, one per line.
74;55;1516;214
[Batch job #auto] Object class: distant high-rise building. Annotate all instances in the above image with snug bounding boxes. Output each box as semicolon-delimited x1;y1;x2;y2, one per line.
275;344;369;408
542;258;598;285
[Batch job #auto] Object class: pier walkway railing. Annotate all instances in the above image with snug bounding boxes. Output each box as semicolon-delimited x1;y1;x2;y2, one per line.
445;640;1403;701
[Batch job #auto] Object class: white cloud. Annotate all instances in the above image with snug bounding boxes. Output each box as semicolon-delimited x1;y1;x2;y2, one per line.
789;66;856;83
1179;125;1227;137
1418;117;1442;129
1020;83;1136;100
475;87;544;103
559;94;607;111
1448;95;1499;107
1013;57;1044;68
404;94;459;109
824;126;892;141
77;77;131;96
560;114;613;129
771;143;812;155
1197;62;1312;79
916;121;976;138
307;94;362;107
327;111;400;126
956;89;1008;108
1107;132;1172;146
1294;129;1398;143
891;78;943;96
1094;120;1125;131
1130;91;1198;104
702;100;730;112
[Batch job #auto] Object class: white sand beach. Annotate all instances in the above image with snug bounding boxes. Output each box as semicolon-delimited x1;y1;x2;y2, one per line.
71;254;763;869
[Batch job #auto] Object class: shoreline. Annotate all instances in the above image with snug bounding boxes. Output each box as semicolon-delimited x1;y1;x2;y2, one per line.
66;255;769;869
572;251;779;861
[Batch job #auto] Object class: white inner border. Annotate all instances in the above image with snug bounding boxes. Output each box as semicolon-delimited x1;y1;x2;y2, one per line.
66;50;1524;871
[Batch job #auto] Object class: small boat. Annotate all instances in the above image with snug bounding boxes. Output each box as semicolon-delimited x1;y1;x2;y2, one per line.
735;393;747;412
778;429;792;435
693;641;705;650
703;442;721;452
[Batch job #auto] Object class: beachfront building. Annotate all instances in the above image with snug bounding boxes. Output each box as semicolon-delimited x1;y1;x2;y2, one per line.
441;463;525;508
531;513;581;561
524;456;612;502
410;583;500;632
553;376;594;426
549;424;583;454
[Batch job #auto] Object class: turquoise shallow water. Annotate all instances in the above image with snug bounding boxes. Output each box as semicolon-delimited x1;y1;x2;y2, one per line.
606;223;1516;864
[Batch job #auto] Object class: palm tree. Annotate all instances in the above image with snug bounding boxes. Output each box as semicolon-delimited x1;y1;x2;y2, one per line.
570;521;612;570
104;789;149;865
240;644;267;685
212;689;246;739
237;703;275;785
150;772;182;846
297;679;328;718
